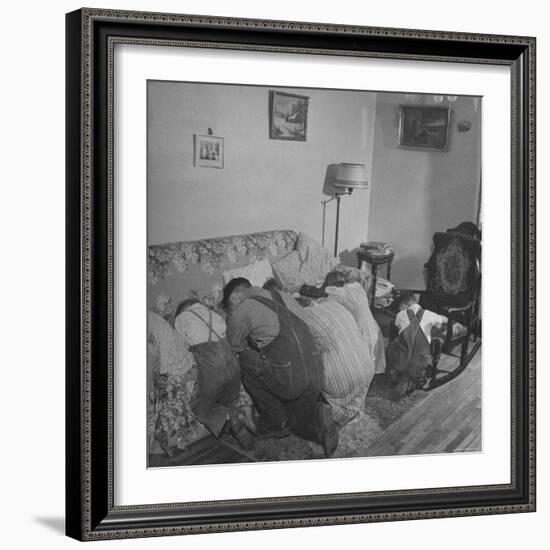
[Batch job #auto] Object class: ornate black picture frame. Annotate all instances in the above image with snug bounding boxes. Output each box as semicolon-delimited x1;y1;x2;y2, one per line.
66;8;536;541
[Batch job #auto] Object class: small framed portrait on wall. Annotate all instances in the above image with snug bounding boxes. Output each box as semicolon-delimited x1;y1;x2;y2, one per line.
194;134;224;168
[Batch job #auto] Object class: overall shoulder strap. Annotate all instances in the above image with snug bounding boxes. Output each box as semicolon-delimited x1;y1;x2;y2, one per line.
402;309;422;362
270;289;286;307
271;290;290;319
187;308;221;341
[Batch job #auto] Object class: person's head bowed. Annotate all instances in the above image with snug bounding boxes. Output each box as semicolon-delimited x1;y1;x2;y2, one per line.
322;270;346;290
222;277;252;312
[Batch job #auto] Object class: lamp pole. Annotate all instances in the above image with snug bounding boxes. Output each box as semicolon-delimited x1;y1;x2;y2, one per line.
326;163;368;256
334;194;341;257
333;188;353;257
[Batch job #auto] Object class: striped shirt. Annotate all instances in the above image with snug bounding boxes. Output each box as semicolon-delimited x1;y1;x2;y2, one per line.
305;300;375;425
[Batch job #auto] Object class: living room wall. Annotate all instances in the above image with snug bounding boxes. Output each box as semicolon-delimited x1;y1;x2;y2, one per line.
368;93;481;289
147;81;376;259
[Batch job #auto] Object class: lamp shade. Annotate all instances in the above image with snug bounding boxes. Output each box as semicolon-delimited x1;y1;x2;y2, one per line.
333;163;368;189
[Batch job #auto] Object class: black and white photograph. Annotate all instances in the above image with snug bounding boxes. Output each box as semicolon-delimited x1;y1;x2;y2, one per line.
147;81;482;467
1;0;542;546
194;134;224;168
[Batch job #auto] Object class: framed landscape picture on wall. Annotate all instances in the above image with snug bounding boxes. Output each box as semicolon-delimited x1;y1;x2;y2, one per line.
269;90;309;141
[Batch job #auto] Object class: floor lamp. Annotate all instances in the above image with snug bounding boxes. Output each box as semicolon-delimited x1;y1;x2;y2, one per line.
325;163;369;257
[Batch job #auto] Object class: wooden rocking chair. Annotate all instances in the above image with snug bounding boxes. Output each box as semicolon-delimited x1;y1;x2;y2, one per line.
391;227;481;391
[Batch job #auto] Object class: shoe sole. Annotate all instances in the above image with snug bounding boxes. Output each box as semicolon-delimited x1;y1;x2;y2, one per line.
232;426;256;450
318;404;339;457
256;427;291;439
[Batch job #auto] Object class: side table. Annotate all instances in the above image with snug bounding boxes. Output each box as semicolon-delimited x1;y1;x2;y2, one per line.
356;249;395;307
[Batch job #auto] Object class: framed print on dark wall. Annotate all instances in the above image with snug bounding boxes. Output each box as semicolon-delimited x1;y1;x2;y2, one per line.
398;104;451;151
66;7;536;542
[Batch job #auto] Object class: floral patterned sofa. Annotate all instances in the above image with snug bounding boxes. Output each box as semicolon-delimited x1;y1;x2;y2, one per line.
147;229;368;456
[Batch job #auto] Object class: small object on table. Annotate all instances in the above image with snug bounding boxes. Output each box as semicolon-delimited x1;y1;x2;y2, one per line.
357;246;395;307
360;241;392;252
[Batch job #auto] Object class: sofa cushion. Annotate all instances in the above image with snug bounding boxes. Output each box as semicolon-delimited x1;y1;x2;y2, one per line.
223;258;274;288
272;251;308;288
273;233;340;287
296;232;339;282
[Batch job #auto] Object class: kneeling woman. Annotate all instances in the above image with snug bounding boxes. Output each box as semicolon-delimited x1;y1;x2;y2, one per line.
323;270;386;375
305;300;376;426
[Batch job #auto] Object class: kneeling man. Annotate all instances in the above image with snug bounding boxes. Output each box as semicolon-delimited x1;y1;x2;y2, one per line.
223;278;338;457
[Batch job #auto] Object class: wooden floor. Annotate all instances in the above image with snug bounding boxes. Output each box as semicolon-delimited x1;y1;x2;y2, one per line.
366;346;482;456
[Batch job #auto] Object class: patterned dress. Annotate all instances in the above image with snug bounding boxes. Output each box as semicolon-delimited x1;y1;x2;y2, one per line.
148;311;195;376
305;300;375;426
325;282;386;374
